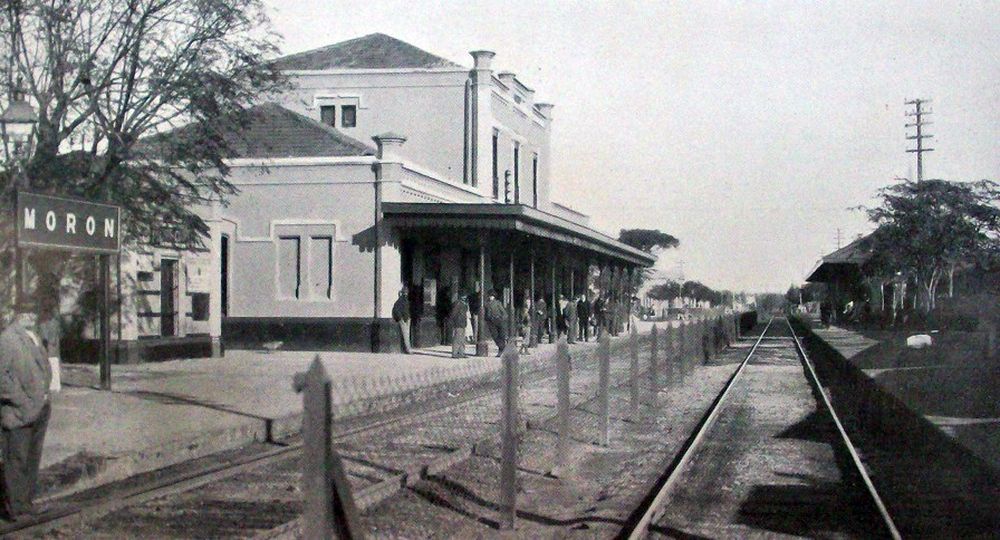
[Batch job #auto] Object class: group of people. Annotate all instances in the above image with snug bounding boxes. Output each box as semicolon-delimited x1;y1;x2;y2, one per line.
391;285;628;358
532;292;624;345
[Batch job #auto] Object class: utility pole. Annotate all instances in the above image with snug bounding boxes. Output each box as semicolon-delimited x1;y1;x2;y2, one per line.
905;98;934;182
835;228;843;250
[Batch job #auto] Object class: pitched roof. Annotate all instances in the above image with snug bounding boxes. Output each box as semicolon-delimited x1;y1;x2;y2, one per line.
805;234;872;282
272;33;462;71
822;235;872;265
139;103;374;159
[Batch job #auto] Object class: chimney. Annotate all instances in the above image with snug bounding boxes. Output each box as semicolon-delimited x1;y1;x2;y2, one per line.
498;71;517;88
469;50;496;194
535;102;555;120
372;132;407;162
470;50;495;71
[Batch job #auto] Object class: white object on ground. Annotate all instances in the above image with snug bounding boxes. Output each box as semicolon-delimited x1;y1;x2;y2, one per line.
49;357;61;392
906;334;933;349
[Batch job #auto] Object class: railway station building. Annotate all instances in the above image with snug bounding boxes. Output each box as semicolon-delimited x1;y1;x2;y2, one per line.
107;34;654;359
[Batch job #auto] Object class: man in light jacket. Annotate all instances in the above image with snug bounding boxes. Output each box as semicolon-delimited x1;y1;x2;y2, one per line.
450;291;469;358
0;303;53;521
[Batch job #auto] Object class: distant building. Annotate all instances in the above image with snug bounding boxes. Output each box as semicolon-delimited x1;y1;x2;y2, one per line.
106;34;653;359
806;234;883;321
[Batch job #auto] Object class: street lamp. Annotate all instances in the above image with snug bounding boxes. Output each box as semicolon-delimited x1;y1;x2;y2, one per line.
1;88;37;309
1;89;37;167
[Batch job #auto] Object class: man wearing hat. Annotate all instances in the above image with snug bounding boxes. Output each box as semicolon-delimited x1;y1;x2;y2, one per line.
0;302;53;521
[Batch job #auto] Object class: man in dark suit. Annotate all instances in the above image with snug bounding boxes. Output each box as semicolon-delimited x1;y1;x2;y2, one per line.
484;292;507;355
0;303;53;521
391;288;412;354
563;295;577;344
577;293;591;342
594;295;607;337
531;294;547;347
436;284;452;345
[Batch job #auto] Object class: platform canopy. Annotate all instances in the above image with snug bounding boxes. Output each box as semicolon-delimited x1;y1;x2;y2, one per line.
806;235;872;283
382;202;656;267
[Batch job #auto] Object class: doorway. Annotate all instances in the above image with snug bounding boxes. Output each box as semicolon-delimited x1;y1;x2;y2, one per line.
160;259;177;337
221;235;230;317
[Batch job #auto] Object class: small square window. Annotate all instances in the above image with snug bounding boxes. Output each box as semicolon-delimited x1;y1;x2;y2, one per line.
341;105;356;128
191;293;210;321
320;105;336;127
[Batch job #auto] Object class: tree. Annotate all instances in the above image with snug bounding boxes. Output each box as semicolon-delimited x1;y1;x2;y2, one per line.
0;0;286;314
861;179;1000;312
785;284;801;306
755;293;786;314
618;229;680;253
618;228;679;295
647;280;681;302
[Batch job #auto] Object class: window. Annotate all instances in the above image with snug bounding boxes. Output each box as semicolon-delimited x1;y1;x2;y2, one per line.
532;154;539;208
513;142;520;204
191;293;210;321
341;105;356;128
492;130;499;199
309;236;333;299
320;105;336;127
277;236;301;299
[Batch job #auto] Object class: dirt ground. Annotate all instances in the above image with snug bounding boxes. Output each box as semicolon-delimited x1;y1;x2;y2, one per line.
351;342;750;539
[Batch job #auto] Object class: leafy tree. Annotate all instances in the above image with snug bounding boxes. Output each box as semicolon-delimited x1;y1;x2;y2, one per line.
861;179;1000;312
755;293;786;314
617;228;679;295
647;280;681;302
618;229;680;253
679;280;727;307
0;0;286;314
785;284;801;306
801;282;825;304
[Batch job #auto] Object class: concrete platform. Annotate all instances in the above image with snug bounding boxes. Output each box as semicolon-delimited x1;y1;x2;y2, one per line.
39;330;630;499
810;325;1000;471
35;316;714;500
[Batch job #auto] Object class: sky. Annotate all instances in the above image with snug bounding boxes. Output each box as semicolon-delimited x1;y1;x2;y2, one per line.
263;0;999;293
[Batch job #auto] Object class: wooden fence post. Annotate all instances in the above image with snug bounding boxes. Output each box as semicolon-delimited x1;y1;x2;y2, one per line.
500;341;520;529
598;333;611;447
679;321;693;380
629;325;639;417
664;324;674;382
703;318;715;364
650;324;659;390
553;337;571;477
293;356;363;540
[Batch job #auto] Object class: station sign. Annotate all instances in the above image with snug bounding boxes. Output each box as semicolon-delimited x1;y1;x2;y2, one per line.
16;191;121;254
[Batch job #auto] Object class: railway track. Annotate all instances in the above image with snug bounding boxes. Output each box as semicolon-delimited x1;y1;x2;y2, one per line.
621;317;900;540
2;328;661;539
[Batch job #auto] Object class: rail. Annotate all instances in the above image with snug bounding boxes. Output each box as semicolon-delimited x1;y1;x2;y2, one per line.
785;318;902;540
621;317;773;539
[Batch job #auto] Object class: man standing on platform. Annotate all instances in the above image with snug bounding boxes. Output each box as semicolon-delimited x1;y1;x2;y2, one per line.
564;295;577;344
468;288;481;347
594;294;607;337
0;303;53;522
485;291;507;355
577;293;591;342
392;288;412;354
532;293;547;347
450;291;468;358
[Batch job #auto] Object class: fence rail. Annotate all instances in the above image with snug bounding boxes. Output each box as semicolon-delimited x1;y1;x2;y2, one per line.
291;312;744;537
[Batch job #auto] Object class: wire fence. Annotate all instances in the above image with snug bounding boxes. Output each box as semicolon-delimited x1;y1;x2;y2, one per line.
282;312;744;538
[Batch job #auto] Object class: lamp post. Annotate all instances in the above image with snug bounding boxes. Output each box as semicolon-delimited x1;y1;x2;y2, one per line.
1;88;38;169
1;87;38;309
